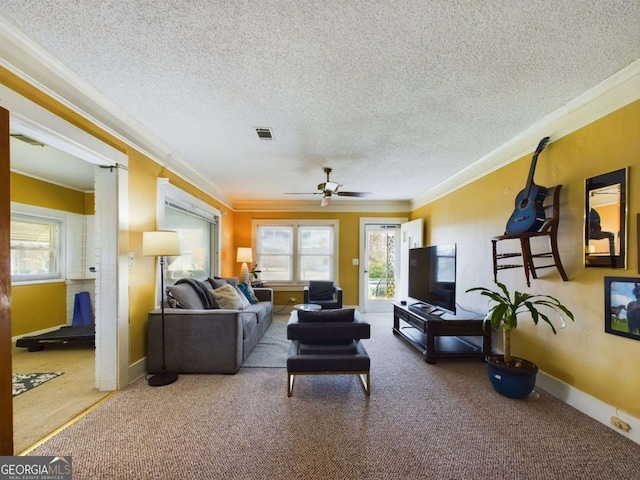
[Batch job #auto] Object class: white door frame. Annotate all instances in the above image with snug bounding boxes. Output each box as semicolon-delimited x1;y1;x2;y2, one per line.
359;217;407;313
1;84;129;390
398;219;424;301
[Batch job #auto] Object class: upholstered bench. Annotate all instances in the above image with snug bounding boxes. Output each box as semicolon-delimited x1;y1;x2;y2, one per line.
286;308;371;397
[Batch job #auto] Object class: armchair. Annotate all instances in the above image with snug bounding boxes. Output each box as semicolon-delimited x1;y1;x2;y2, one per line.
303;281;343;309
286;308;370;396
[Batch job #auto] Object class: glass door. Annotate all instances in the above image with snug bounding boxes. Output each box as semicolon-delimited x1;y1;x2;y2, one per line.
363;224;399;313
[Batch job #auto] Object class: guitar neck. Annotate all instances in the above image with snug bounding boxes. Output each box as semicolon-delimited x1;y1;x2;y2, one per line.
523;155;540;196
522;137;549;196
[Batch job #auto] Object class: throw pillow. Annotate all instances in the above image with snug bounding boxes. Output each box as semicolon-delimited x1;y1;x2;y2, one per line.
297;308;355;323
237;282;258;304
211;284;245;310
208;277;227;290
165;283;207;309
214;276;239;287
235;285;251;308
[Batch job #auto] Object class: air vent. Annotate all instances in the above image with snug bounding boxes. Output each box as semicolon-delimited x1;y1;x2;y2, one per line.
255;128;274;141
10;134;45;147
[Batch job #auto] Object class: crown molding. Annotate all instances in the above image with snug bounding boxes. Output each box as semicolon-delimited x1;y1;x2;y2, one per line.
0;16;233;209
2;16;637;215
411;58;640;210
233;199;411;213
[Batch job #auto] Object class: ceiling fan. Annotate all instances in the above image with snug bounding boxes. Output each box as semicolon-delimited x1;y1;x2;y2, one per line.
286;167;371;206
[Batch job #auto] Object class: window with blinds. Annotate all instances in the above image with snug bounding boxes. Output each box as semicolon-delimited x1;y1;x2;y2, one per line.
163;203;215;283
10;215;61;281
255;220;338;284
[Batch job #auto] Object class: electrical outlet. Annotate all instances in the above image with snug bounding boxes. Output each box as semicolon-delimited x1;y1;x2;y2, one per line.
289;297;296;302
611;416;631;432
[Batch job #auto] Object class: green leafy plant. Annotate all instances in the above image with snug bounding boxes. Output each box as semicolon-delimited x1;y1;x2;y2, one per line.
250;263;261;279
466;282;574;366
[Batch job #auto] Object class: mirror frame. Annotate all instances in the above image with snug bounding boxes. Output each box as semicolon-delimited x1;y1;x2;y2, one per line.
584;168;628;268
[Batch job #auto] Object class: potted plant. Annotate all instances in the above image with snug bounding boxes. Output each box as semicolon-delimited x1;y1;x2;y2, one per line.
466;282;574;399
249;263;261;280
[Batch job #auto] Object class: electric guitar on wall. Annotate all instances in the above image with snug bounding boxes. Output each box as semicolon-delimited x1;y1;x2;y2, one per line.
505;136;550;235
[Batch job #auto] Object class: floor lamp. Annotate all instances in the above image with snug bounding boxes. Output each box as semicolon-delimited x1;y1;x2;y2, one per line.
143;230;181;387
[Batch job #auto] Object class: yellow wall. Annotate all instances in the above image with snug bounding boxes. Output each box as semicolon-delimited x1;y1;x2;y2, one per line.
412;100;640;418
126;154;234;362
11;283;67;336
10;173;90;335
4;64;640;420
11;172;91;214
233;211;409;306
2;66;235;363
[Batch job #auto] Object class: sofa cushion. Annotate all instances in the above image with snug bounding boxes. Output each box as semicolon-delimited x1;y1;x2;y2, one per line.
308;281;335;300
297;308;355;323
242;303;269;324
211;284;245;310
166;283;208;309
237;282;258;304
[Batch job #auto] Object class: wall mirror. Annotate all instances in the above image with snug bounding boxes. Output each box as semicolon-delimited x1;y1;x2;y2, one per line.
584;168;627;268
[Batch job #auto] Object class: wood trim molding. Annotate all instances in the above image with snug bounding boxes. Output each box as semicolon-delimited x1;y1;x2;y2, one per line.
0;106;13;454
411;59;640;210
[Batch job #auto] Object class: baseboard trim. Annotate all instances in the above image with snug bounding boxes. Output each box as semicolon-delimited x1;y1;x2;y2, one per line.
128;357;147;385
538;371;640;445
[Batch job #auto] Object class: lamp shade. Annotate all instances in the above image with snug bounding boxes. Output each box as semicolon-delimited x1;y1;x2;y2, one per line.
236;247;253;263
143;231;182;257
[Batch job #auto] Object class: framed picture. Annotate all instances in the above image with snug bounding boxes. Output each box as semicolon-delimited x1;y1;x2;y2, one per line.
604;276;640;340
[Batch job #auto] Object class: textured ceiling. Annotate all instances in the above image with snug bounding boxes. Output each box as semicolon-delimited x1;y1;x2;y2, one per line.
1;1;639;207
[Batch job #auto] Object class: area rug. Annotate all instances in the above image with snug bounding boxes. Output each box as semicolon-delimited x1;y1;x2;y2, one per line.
242;319;289;368
12;372;64;397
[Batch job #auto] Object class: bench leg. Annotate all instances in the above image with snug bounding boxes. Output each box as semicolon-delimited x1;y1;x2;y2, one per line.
287;371;370;397
359;372;371;396
287;372;295;397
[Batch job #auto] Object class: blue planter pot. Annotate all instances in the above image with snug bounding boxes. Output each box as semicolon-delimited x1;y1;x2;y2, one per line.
486;355;538;399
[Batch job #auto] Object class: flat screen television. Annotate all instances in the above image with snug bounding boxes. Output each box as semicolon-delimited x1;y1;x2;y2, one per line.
408;243;457;315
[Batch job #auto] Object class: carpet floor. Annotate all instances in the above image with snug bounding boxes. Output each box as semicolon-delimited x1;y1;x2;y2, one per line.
27;313;640;479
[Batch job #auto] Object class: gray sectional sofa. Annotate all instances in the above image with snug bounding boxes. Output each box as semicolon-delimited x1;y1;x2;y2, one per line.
147;278;273;374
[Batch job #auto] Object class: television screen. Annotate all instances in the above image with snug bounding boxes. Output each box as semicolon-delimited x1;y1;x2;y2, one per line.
408;244;456;314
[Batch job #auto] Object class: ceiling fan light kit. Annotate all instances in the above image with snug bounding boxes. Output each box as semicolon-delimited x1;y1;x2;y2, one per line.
286;167;371;206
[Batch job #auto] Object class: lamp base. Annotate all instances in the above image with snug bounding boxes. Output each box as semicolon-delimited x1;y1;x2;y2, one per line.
240;262;251;284
148;371;179;387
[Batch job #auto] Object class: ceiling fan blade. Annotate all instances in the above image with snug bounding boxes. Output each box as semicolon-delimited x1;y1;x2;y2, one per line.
336;191;371;197
286;168;369;201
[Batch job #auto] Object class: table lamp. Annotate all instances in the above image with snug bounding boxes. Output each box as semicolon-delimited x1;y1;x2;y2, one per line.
237;247;253;284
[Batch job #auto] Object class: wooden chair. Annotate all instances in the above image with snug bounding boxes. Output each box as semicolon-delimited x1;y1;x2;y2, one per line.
492;185;568;287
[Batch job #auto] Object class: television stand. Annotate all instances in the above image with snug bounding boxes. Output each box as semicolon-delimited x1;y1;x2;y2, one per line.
393;303;491;364
409;303;445;317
